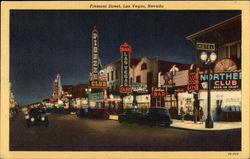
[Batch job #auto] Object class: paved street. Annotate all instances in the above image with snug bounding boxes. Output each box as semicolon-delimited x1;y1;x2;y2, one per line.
10;112;241;151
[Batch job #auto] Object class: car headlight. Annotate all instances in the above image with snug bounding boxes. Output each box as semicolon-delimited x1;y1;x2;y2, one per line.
41;117;45;121
25;115;30;119
30;117;35;122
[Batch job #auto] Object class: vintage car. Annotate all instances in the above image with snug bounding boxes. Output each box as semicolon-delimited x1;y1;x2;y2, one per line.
139;107;172;127
89;108;110;120
118;108;143;123
25;108;49;128
76;107;93;117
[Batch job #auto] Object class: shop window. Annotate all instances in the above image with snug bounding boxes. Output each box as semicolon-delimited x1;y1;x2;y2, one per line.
136;75;141;83
111;71;114;81
116;69;119;80
141;63;147;70
227;43;241;69
230;44;237;60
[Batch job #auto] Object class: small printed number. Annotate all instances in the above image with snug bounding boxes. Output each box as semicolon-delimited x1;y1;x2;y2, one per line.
228;152;239;155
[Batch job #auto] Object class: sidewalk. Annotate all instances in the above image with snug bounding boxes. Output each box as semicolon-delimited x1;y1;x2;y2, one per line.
109;115;241;131
171;119;241;131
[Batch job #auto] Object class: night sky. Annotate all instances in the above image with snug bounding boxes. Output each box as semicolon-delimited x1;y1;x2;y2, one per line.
10;10;240;106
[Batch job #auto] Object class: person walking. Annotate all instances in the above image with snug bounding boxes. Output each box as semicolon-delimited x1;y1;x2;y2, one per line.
180;107;185;122
199;107;204;124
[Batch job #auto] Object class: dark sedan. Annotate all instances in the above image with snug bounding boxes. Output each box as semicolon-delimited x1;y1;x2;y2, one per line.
118;108;143;123
76;107;93;117
25;108;49;128
139;107;172;127
89;108;110;120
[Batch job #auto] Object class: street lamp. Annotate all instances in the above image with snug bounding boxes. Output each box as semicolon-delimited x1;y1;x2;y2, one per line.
200;51;217;128
85;88;92;107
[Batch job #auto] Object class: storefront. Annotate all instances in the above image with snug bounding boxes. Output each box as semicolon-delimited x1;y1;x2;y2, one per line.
177;92;195;116
136;94;150;112
199;70;241;121
199;91;241;121
123;95;134;109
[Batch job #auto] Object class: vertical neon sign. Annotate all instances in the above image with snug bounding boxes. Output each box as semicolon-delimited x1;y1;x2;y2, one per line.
91;25;99;81
120;42;132;93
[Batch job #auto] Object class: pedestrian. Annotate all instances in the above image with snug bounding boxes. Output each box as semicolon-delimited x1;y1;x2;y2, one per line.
199;107;204;124
180;107;185;122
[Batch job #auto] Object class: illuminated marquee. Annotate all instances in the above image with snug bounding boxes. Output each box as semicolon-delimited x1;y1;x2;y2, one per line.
199;71;241;90
151;87;166;97
89;81;107;88
187;71;199;91
91;26;99;80
120;42;132;93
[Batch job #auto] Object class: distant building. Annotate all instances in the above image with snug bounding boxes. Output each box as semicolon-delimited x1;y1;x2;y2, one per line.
51;74;62;100
9;83;18;108
62;83;89;108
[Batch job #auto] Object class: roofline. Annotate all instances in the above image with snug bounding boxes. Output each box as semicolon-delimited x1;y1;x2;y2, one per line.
103;57;141;68
185;14;241;41
158;59;190;65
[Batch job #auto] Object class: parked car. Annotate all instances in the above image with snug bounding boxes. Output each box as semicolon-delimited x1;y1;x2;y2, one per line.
25;108;49;128
139;107;172;127
89;108;110;120
118;108;143;123
76;107;93;117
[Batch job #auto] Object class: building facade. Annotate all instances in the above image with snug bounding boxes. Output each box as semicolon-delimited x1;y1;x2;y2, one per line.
186;14;241;121
103;56;190;110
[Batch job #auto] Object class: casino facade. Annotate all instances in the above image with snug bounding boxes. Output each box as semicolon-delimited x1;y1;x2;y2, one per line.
186;14;242;122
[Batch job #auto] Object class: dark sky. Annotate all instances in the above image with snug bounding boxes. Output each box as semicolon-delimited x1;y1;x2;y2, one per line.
10;10;241;106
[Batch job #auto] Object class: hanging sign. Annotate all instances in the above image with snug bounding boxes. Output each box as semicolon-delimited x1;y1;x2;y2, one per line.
89;81;107;88
187;71;199;91
89;91;104;101
196;42;215;51
151;87;166;97
91;25;99;81
120;42;132;93
132;82;148;93
199;71;241;90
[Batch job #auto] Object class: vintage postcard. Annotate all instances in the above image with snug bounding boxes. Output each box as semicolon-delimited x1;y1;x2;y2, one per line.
1;1;249;159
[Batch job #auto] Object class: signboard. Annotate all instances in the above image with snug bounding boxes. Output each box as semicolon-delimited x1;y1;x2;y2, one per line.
187;71;199;91
89;91;104;101
199;71;241;90
89;81;107;88
196;42;215;51
132;82;148;93
173;70;189;86
120;42;132;93
120;86;132;93
91;25;99;81
151;87;166;97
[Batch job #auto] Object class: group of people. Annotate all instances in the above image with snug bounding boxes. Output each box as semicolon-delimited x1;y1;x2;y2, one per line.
180;106;204;123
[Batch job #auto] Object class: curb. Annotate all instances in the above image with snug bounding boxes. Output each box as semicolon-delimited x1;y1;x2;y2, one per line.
109;115;241;131
170;125;241;132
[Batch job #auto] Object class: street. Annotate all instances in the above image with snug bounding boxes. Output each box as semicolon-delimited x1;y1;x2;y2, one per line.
10;112;241;151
